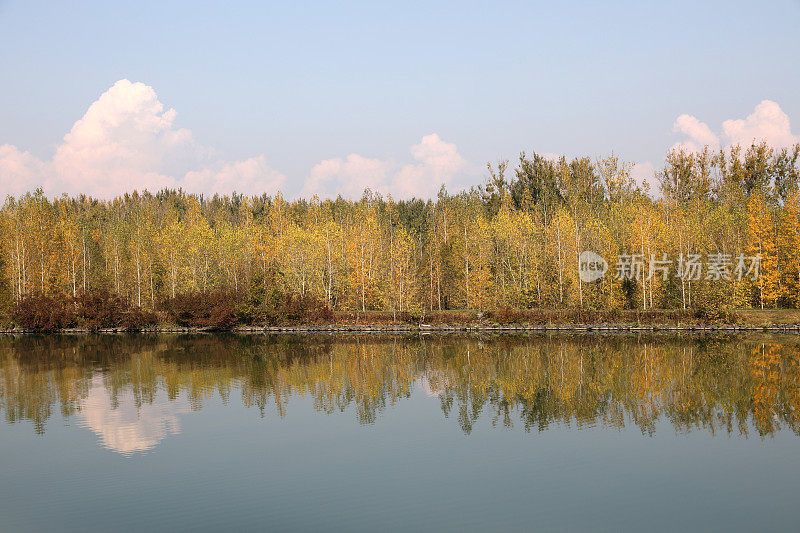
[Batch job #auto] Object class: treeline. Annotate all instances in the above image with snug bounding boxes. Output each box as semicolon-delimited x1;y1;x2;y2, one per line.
0;142;799;326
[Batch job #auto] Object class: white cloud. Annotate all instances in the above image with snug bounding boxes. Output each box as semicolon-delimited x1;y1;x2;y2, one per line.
303;154;390;199
14;83;793;203
301;133;467;199
721;100;798;149
394;134;466;198
672;100;798;154
184;156;286;197
1;80;465;200
672;114;720;153
0;79;285;198
631;161;659;193
0;144;48;197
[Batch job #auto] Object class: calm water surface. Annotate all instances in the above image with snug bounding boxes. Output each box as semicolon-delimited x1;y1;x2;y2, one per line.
1;334;799;532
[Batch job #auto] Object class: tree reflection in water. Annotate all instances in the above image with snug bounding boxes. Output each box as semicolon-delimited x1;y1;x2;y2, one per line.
1;334;799;453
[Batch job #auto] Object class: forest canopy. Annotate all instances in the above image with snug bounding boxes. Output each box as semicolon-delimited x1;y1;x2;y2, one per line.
1;141;799;322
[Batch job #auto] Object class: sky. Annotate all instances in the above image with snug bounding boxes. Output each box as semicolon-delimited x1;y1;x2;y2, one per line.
1;0;799;199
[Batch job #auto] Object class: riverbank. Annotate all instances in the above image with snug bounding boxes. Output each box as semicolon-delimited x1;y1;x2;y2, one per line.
3;309;800;335
3;323;800;334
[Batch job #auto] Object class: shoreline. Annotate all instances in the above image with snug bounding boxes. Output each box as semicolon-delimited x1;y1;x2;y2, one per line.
3;323;800;335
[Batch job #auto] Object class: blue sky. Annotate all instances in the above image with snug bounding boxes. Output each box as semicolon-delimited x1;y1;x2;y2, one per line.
1;0;798;198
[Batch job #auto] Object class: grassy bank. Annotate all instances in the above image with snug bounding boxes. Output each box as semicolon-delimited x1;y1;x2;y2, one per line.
736;309;800;325
5;306;800;334
4;290;800;333
268;308;800;327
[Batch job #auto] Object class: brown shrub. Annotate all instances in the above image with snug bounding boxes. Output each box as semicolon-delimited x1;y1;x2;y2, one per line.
13;291;159;331
400;311;420;323
121;307;159;331
161;291;238;329
261;291;333;325
74;291;129;330
13;293;75;331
